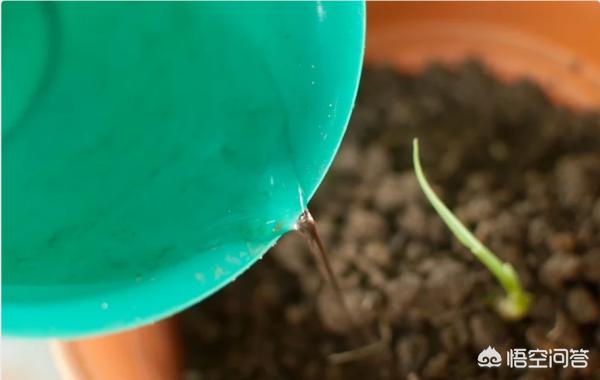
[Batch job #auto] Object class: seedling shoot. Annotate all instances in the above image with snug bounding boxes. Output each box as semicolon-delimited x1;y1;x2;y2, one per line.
412;138;531;320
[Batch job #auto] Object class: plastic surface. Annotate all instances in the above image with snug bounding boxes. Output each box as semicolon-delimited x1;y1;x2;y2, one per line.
3;1;365;337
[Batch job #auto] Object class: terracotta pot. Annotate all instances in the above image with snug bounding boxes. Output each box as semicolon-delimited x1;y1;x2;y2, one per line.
52;319;182;380
366;2;600;110
52;2;600;379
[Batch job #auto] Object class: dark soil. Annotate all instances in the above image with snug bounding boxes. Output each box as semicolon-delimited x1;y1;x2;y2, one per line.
181;62;600;380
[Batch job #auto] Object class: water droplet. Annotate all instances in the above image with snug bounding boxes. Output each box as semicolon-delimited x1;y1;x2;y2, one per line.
100;302;109;310
272;222;284;233
297;185;306;212
194;272;205;282
316;3;326;21
225;255;241;266
246;242;263;257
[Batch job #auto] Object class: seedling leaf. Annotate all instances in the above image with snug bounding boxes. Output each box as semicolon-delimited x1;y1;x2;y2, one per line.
412;138;531;320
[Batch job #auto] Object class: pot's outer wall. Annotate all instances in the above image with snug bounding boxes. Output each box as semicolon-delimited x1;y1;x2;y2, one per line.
367;2;600;109
53;319;182;380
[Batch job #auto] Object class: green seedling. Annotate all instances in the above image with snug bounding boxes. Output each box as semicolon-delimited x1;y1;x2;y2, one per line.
412;138;531;320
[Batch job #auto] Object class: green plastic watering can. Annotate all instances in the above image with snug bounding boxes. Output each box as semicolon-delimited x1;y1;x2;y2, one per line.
3;1;364;337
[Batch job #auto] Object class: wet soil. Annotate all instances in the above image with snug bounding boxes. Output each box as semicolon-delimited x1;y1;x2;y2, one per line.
181;62;600;380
